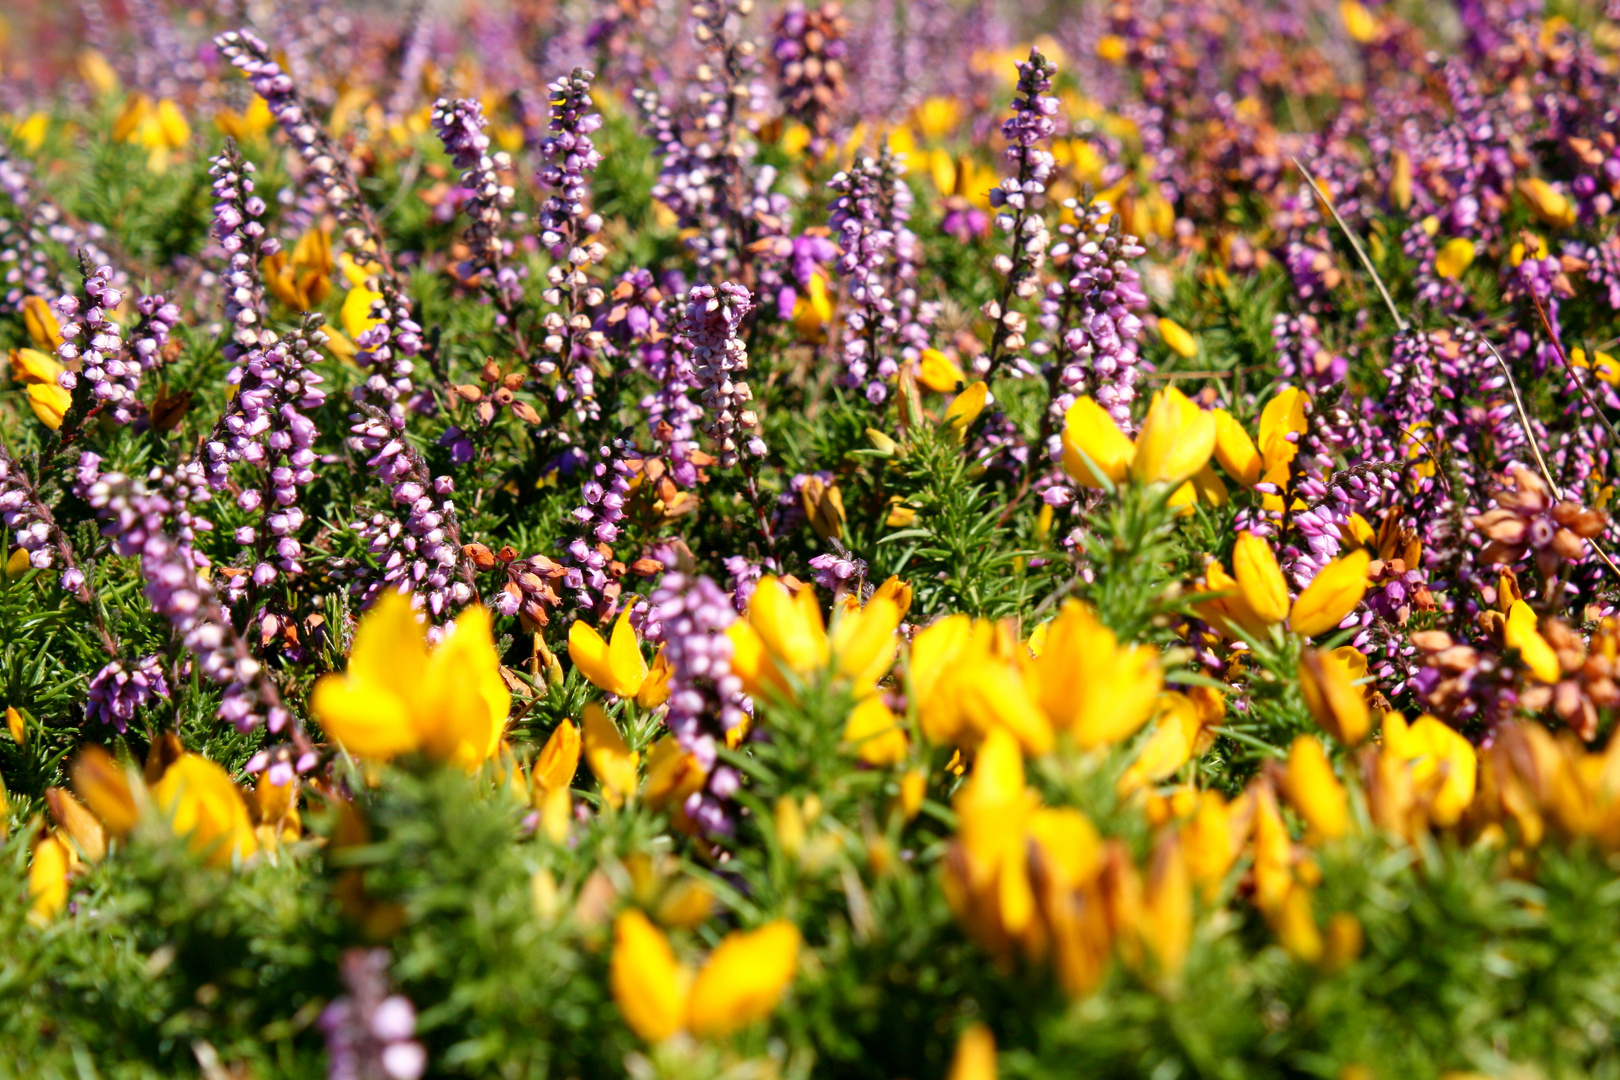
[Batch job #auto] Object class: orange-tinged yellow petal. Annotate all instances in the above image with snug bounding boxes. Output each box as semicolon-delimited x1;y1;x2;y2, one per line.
1232;531;1289;625
1032;601;1162;747
1140;830;1192;976
643;735;708;812
533;720;581;794
10;346;62;385
27;381;71;429
958;658;1054;756
1298;647;1372;746
636;645;673;709
726;619;788;701
687;921;801;1037
1118;694;1203;797
1060;397;1134;488
1285;735;1350;839
610;910;689;1042
21;299;61;351
1290;550;1370;637
1131;387;1216;487
71;745;139;837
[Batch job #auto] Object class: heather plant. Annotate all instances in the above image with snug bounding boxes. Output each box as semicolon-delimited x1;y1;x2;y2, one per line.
6;1;1620;1079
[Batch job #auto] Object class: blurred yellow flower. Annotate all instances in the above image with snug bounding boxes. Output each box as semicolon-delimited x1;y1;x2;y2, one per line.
28;834;70;926
1027;600;1162;748
610;909;800;1042
263;229;335;311
1434;237;1476;280
310;592;510;769
843;695;907;765
1157;318;1198;359
791;271;833;343
610;909;689;1042
1520;178;1576;229
1299;647;1372;745
151;753;258;867
342;282;386;340
686;920;801;1036
947;1023;998;1080
582;702;639;809
1284;735;1350;839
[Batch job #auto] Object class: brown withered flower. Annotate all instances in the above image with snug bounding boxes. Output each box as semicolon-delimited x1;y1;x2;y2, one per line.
1472;465;1606;577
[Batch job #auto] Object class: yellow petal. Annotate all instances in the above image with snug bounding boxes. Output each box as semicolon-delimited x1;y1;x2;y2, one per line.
943;381;989;440
1298;647;1372;746
842;695;907;766
1290;550;1370;637
21;299;62;351
1504;600;1562;683
946;1023;998;1080
643;735;708;813
635;645;673;709
1060;397;1135;488
155;99;190;147
610;910;689;1042
750;577;828;675
27;381;71;429
1284;735;1350;839
1157;318;1198;359
686;921;801;1037
1140;830;1192;976
151;754;257;867
1258;388;1308;474
28;835;70;926
918;347;966;393
1117;693;1203;797
1232;531;1289;625
419;606;510;769
1434;237;1476;280
583;703;639;808
567;619;615;693
1212;409;1262;486
831;597;901;691
1340;0;1380;43
1130;387;1216;487
342;284;385;340
532;720;581;794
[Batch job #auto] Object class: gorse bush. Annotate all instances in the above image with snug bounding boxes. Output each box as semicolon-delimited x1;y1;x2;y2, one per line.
4;0;1620;1077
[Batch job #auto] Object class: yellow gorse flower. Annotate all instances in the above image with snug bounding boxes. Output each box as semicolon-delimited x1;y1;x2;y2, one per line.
568;607;650;699
728;577;901;702
1061;387;1216;490
1299;646;1373;745
610;909;801;1042
582;702;639;809
262;229;336;312
1504;599;1561;683
1290;550;1371;637
113;94;191;172
28;834;70;926
22;296;62;350
310;592;510;770
1157;318;1198;359
1284;735;1351;840
151;753;259;867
